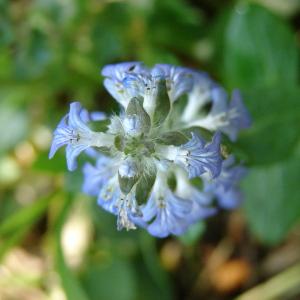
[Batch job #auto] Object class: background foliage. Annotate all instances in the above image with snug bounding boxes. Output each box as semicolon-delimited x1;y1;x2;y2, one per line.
0;0;299;299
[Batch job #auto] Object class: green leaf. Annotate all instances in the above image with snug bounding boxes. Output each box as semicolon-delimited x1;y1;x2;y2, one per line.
152;78;171;126
222;4;299;89
138;232;173;299
0;102;28;155
148;0;202;53
0;193;54;260
126;97;151;133
118;158;140;195
118;172;139;195
33;151;66;173
136;165;157;205
237;86;300;165
242;150;300;245
81;259;137;300
0;194;53;236
156;131;189;146
54;194;89;300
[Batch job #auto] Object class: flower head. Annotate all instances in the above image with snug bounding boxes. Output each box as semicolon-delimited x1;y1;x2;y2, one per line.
49;62;251;237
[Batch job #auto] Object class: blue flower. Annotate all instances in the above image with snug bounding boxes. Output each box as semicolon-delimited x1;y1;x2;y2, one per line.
181;71;215;122
189;87;251;141
98;176;121;215
101;62;147;107
101;62;146;80
223;90;252;141
152;64;193;101
116;193;141;230
204;156;247;209
49;102;113;171
215;188;243;209
175;169;217;222
175;131;222;179
50;61;251;237
141;189;192;238
82;154;115;196
49;102;96;171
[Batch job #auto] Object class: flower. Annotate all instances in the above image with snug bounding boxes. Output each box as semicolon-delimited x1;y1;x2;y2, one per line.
101;62;147;108
175;169;217;222
176;131;222;179
152;64;193;101
82;154;115;196
181;71;215;123
203;156;247;209
187;87;251;141
49;102;113;171
49;62;251;237
136;174;193;238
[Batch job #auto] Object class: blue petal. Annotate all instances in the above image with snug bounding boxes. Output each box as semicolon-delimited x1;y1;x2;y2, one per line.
101;62;145;80
148;210;188;238
82;155;112;196
144;189;193;238
66;143;89;171
224;90;252;141
140;196;158;222
189;204;217;223
204;155;247;209
80;109;106;123
101;62;149;106
179;131;222;179
153;64;193;100
216;187;243;209
210;87;228;115
210;88;251;141
68;102;91;131
49;102;96;171
48;116;68;159
97;178;120;215
216;156;247;191
122;73;146;97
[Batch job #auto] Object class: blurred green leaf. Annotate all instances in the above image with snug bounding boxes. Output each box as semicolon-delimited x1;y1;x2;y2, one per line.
148;0;203;52
15;29;53;80
54;194;89;300
152;79;171;126
222;3;299;89
0;226;29;260
33;151;66;173
237;86;300;165
0;102;28;155
81;259;137;300
65;168;84;194
0;194;52;237
0;194;53;260
242;149;300;245
138;232;173;300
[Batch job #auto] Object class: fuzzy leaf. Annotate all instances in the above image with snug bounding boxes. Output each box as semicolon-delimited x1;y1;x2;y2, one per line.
118;172;139;195
126;97;151;133
152;78;171;126
136;166;157;205
156;131;189;146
